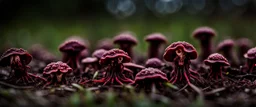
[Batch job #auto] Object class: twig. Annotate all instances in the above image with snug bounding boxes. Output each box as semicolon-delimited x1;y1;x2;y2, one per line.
0;81;34;89
204;87;226;95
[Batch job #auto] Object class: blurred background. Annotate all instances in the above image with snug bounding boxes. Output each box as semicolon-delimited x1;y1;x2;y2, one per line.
0;0;256;56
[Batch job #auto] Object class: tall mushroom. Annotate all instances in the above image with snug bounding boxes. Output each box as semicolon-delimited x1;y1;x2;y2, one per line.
43;61;72;87
204;53;230;81
217;39;238;67
134;68;168;92
59;38;86;75
145;33;167;59
236;38;253;65
0;48;46;85
163;41;199;85
192;27;216;62
94;49;134;86
113;32;138;58
244;47;256;73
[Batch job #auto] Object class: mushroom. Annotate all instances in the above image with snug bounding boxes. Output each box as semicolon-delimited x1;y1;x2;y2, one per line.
92;49;107;60
236;38;253;65
0;48;46;85
29;44;57;64
93;49;134;86
82;57;98;73
192;27;216;62
43;61;72;87
123;62;145;78
59;37;86;75
134;68;168;92
217;39;238;67
96;39;114;50
113;32;138;58
244;47;256;73
204;53;230;81
163;41;199;85
145;33;167;59
145;58;164;69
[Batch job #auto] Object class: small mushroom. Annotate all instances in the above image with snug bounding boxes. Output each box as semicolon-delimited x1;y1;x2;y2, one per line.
217;39;238;67
236;38;253;65
0;48;46;85
134;68;168;92
145;33;167;59
244;47;256;73
192;27;216;61
204;53;230;81
43;61;72;87
145;58;163;69
82;57;98;72
123;62;145;77
92;49;107;60
59;37;86;75
163;41;199;85
29;44;57;64
96;39;114;50
93;49;134;86
113;32;138;58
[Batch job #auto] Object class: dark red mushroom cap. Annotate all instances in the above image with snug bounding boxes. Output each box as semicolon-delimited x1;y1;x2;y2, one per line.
82;57;98;64
0;48;32;67
92;49;107;59
59;37;86;53
100;49;131;65
123;62;145;69
163;41;197;62
135;68;168;82
145;33;167;43
236;38;253;48
204;53;230;66
43;61;72;75
113;32;138;45
145;58;163;68
217;39;235;51
192;27;216;39
244;47;256;60
96;39;114;50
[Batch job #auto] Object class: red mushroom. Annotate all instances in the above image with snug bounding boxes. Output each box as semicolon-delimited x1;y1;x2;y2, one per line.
59;37;86;75
145;33;167;59
82;57;98;72
236;38;253;65
244;47;256;73
204;53;230;81
43;61;72;87
29;44;57;64
192;27;216;61
145;58;164;69
92;49;107;60
217;39;238;67
134;68;168;91
96;39;114;50
0;48;46;85
163;41;199;85
93;49;134;86
113;32;138;58
123;62;145;78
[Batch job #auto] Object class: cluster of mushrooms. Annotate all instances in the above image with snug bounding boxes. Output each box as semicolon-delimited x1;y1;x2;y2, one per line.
0;27;256;93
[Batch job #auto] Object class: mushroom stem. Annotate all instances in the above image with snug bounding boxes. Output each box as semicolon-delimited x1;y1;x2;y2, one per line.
148;42;161;58
119;44;133;58
170;56;198;85
209;65;224;80
199;39;212;61
245;59;256;73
